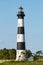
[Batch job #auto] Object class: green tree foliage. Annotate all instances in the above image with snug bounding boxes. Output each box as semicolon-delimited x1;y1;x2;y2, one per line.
33;50;43;61
2;48;9;59
9;49;16;59
21;50;32;59
0;49;3;59
33;55;38;61
25;50;32;58
36;50;42;56
0;48;16;60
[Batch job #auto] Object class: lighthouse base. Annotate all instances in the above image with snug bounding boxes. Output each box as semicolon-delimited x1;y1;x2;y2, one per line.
16;50;26;61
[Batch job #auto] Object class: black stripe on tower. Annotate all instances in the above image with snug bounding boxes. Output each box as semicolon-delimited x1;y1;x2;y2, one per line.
17;42;25;50
17;7;25;19
17;12;25;19
17;27;24;34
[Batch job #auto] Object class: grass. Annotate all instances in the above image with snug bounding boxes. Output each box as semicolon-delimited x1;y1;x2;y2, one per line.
0;60;43;65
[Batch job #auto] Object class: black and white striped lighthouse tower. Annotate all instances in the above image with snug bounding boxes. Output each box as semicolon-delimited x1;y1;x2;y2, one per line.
16;7;26;61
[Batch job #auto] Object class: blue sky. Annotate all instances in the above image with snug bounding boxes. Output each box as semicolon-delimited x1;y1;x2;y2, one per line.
0;0;43;53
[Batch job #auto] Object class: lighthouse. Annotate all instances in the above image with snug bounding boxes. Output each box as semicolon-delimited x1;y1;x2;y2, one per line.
16;7;26;61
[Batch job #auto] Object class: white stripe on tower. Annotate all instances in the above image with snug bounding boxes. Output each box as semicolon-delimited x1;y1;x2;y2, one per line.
18;19;24;27
17;34;25;42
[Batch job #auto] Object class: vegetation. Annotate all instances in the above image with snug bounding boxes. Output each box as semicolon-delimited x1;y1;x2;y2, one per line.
33;50;43;61
36;50;42;56
21;50;32;60
0;48;16;60
25;50;32;58
0;61;43;65
0;48;32;60
0;48;43;61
